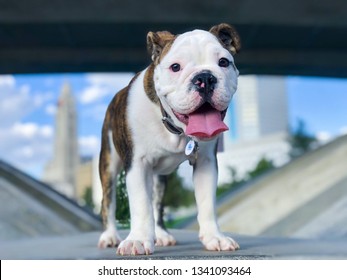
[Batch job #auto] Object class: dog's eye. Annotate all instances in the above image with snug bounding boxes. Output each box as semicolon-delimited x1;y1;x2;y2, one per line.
170;63;181;72
218;58;230;68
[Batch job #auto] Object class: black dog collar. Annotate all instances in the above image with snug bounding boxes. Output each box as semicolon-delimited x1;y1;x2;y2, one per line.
159;102;184;135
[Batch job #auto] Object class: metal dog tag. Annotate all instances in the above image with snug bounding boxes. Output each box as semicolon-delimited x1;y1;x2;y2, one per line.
185;139;199;165
185;139;196;156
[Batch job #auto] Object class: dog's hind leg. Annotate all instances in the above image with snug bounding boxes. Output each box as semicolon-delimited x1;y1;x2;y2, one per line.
153;175;176;246
98;130;123;248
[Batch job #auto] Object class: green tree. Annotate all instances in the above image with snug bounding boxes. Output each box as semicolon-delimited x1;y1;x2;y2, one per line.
163;170;194;209
248;157;274;179
288;119;317;158
82;186;95;210
115;170;130;226
217;166;243;197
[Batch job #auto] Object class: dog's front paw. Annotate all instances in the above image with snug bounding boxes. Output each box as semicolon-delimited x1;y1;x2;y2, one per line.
200;234;240;251
98;229;122;248
155;228;176;246
117;240;155;255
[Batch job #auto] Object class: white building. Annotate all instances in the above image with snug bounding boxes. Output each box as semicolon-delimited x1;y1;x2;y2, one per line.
43;83;79;199
217;75;291;184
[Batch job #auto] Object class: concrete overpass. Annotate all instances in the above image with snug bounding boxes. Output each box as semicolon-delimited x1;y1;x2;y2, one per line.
1;0;347;77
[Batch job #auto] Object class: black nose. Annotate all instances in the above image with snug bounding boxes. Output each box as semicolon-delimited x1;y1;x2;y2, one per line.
192;72;217;96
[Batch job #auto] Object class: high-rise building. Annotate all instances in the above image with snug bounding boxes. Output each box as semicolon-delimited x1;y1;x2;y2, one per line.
43;82;79;199
218;75;290;184
227;75;288;142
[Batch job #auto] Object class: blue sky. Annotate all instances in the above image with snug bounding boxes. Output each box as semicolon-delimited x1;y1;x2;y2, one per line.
0;73;347;179
287;76;347;138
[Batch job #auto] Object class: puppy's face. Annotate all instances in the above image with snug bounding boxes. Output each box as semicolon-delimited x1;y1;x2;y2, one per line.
147;24;241;141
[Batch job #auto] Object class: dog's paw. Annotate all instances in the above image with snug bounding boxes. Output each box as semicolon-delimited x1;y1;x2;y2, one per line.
200;234;240;251
98;229;122;249
117;240;155;256
155;228;176;246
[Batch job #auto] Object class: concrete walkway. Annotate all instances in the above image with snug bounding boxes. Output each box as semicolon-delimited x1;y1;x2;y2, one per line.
1;230;347;260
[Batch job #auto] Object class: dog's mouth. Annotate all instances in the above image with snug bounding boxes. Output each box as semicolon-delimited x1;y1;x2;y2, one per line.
173;103;228;139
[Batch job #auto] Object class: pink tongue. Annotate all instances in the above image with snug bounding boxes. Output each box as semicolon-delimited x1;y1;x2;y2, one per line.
185;108;228;138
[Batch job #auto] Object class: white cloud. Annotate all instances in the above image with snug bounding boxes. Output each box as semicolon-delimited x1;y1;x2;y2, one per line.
5;122;53;141
86;73;133;88
12;122;39;138
0;79;32;127
0;75;15;87
41;125;53;138
83;103;108;122
0;75;54;178
1;122;54;149
339;126;347;135
78;135;100;156
316;131;332;144
80;73;133;104
0;122;54;178
80;84;110;104
32;91;54;107
18;146;35;158
45;103;57;115
0;75;54;127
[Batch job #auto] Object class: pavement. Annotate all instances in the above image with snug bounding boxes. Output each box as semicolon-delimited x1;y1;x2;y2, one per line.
1;230;347;260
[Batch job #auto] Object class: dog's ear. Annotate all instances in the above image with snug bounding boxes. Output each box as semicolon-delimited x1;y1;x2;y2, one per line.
209;23;241;55
147;31;175;63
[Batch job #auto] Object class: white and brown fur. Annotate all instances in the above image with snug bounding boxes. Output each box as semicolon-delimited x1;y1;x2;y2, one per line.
98;23;241;255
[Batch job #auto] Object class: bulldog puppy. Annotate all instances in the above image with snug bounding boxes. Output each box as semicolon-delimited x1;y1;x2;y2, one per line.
98;23;241;255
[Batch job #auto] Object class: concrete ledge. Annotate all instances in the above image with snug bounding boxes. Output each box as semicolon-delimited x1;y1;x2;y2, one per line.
1;230;347;260
0;160;102;233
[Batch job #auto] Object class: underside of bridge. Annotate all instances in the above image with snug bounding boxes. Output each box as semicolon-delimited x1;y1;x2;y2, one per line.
1;0;347;77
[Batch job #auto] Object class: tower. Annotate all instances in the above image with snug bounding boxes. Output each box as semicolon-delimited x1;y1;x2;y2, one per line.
43;82;79;199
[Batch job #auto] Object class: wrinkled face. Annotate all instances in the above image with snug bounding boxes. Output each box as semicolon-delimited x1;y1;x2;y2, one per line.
149;26;240;141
